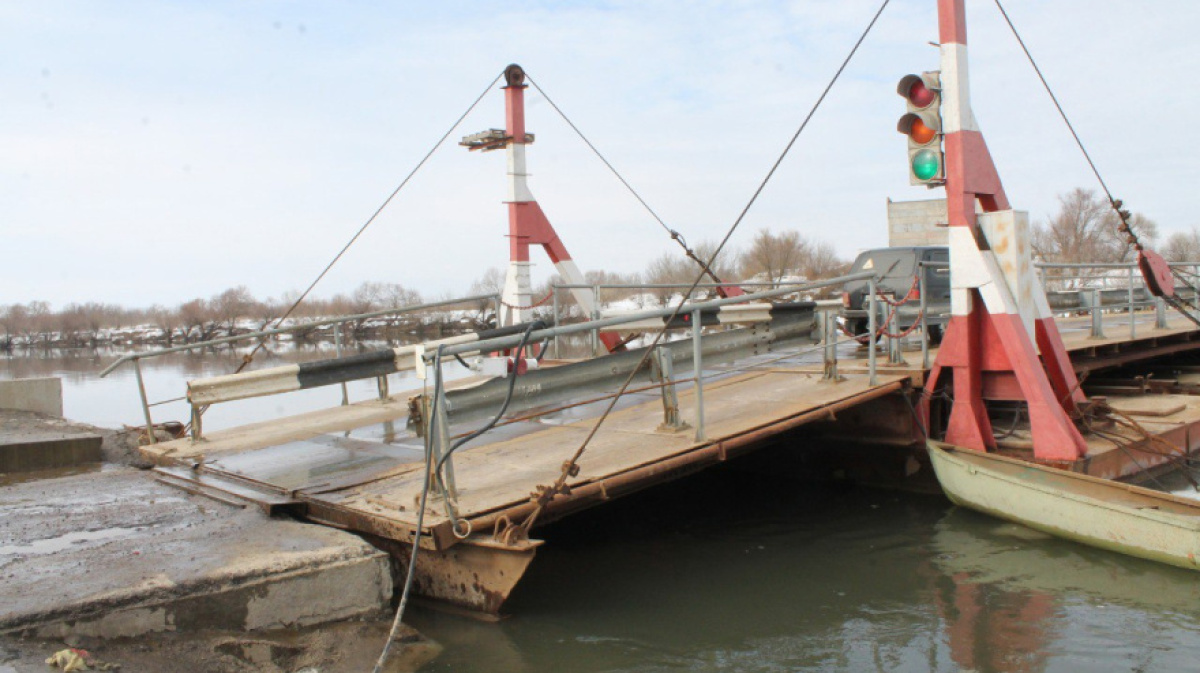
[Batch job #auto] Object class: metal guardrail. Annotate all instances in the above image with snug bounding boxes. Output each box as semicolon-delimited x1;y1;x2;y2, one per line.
417;272;877;509
1036;261;1200;342
549;280;813;357
100;292;502;444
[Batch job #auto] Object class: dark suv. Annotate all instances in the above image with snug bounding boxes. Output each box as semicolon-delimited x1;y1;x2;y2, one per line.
839;246;950;344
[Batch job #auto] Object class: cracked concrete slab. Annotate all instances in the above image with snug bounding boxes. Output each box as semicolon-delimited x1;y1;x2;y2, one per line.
0;468;392;638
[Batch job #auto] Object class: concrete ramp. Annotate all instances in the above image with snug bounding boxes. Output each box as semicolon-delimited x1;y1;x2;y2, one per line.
0;469;392;638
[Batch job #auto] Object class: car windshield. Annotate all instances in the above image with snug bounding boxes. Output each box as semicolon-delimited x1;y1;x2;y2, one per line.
851;251;916;279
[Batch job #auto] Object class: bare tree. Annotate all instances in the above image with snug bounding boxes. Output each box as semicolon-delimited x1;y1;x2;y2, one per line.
1164;228;1200;262
178;298;215;342
800;240;851;291
739;229;808;286
209;286;257;336
645;252;693;306
1032;188;1157;264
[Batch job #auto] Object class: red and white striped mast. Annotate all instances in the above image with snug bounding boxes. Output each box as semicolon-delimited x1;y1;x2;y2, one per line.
922;0;1087;460
462;64;621;352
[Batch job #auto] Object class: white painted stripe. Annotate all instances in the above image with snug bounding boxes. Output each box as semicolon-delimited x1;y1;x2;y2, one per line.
553;259;597;317
716;303;772;324
188;364;302;405
501;261;535;326
939;42;979;134
978;210;1037;339
507;143;535;202
948;226;1028;339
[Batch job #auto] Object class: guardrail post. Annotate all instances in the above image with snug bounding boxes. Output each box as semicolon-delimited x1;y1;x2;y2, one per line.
822;309;840;381
692;309;705;442
334;324;349;406
189;405;203;442
651;346;688;433
867;279;878;386
1128;265;1136;340
919;267;930;370
888;319;905;365
376;375;390;401
591;284;601;356
427;362;457;502
1090;289;1104;339
1156;296;1169;329
133;358;157;445
551;286;560;359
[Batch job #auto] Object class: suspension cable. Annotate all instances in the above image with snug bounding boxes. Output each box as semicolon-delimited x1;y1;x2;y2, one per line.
229;70;504;376
516;0;892;535
992;0;1200;326
525;75;729;287
992;0;1146;250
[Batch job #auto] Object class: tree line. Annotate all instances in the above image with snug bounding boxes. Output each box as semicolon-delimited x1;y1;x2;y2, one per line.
5;187;1193;350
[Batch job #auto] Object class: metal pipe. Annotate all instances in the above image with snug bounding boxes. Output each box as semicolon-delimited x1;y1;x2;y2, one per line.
1042;261;1200;269
334;324;349;406
867;278;878;386
553;281;788;290
692;309;705;442
434;272;875;359
919;264;930;370
1128;265;1136;340
591;284;600;356
133;359;157;445
1091;289;1104;339
551;286;560;359
100;292;503;378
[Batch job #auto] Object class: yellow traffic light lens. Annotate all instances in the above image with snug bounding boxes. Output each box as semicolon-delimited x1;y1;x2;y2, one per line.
909;118;937;144
912;149;940;181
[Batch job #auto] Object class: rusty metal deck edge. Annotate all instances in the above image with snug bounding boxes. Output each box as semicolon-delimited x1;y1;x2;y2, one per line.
298;379;910;548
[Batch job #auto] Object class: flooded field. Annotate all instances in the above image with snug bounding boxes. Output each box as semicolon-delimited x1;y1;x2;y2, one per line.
4;348;1200;672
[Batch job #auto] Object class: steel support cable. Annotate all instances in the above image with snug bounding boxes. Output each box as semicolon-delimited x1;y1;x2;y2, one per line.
229;70;504;377
525;75;728;288
515;0;892;536
993;0;1200;329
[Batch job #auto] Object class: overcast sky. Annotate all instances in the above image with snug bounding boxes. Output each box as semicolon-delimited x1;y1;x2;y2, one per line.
5;0;1198;308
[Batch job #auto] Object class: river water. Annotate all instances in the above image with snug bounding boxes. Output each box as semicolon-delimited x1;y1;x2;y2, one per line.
5;348;1200;672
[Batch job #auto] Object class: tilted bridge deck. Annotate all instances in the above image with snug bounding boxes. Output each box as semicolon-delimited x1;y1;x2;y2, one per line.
140;308;1200;612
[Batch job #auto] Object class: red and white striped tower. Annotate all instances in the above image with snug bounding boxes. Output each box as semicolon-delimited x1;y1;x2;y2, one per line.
468;64;622;351
924;0;1087;461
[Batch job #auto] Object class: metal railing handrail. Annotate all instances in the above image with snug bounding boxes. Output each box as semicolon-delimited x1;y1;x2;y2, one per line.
552;281;807;290
1036;260;1200;270
99;292;501;378
433;272;875;359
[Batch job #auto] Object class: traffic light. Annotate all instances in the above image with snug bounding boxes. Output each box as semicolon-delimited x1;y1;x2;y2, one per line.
896;72;943;186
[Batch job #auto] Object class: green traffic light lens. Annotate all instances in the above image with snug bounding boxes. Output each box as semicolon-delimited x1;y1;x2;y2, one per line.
912;149;940;181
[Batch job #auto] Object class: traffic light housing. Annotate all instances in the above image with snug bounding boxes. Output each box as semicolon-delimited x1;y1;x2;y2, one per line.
897;72;943;186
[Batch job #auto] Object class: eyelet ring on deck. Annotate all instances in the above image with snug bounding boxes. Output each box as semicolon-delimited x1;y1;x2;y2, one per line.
452;517;473;539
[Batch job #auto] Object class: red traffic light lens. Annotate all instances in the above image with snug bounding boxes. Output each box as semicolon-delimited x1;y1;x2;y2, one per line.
909;117;937;144
906;79;935;108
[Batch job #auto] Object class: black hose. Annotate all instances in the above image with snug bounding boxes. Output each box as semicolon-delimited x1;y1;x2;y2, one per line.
435;320;544;485
372;347;442;673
